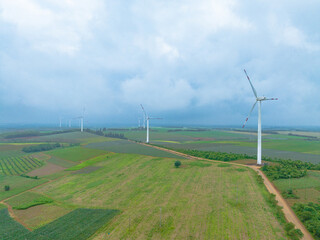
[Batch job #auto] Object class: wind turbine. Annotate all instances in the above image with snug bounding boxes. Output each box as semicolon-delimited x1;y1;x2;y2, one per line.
140;104;162;143
242;69;278;165
59;117;63;128
74;108;85;132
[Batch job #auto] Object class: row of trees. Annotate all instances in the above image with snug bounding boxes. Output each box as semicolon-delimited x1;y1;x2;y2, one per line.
22;143;61;153
177;149;254;161
85;129;127;139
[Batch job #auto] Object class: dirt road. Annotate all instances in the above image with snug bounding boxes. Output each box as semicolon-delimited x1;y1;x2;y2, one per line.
139;142;314;240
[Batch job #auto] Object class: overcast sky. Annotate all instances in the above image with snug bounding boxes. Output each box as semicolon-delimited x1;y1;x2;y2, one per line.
0;0;319;127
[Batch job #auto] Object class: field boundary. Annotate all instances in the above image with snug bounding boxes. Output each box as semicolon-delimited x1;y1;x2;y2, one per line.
137;141;314;240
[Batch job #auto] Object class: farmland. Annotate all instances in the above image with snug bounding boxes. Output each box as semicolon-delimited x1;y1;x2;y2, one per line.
1;127;319;239
106;128;320;163
33;153;288;239
0;207;119;240
0;156;43;175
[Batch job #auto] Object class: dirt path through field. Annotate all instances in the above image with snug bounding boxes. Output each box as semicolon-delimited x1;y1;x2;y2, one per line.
138;142;314;240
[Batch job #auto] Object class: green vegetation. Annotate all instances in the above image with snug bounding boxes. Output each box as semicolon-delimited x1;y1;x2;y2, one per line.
85;128;127;139
47;146;107;162
0;208;40;240
4;185;10;191
293;203;320;239
33;208;119;240
262;160;308;180
22;143;61;153
174;160;181;168
187;161;212;168
284;222;303;240
6;192;53;210
173;149;253;161
34;153;288;239
0;156;43;175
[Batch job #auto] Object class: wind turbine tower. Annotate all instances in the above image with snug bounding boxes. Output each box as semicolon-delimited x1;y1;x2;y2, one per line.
140;104;162;143
59;117;63;128
242;69;278;165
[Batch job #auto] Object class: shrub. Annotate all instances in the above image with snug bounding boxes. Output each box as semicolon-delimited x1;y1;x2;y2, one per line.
4;185;10;191
174;161;181;168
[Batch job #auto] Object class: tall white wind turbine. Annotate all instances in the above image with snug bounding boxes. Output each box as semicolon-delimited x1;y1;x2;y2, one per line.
242;69;278;165
140;104;162;143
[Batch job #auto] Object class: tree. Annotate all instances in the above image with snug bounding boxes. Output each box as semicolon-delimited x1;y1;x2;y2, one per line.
174;161;181;168
4;185;10;191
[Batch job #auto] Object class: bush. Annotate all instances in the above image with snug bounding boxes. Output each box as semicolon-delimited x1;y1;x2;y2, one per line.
4;185;10;191
293;202;320;239
174;161;181;168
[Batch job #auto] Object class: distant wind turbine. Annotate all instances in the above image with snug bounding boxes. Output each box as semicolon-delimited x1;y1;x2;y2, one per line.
59;117;63;128
140;104;162;143
74;108;85;132
242;69;278;165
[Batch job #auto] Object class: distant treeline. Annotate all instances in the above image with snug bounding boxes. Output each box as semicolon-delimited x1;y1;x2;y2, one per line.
22;142;80;153
105;128;130;131
288;133;318;139
22;143;62;153
85;129;127;139
4;129;77;139
167;128;210;132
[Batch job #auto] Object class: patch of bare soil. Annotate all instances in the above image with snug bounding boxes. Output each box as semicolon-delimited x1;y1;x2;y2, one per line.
28;163;66;177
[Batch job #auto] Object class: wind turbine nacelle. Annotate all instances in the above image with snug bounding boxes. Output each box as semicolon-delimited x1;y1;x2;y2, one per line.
257;97;267;101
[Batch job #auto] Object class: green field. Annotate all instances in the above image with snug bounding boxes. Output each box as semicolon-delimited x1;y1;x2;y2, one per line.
33;153;287;239
2;127;320;239
47;146;108;162
0;208;119;240
6;192;53;210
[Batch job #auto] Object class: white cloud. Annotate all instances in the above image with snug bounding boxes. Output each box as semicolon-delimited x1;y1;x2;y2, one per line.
268;15;320;52
0;0;104;55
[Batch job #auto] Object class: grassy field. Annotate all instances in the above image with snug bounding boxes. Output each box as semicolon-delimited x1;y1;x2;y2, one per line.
85;140;186;159
47;146;108;162
33;153;287;239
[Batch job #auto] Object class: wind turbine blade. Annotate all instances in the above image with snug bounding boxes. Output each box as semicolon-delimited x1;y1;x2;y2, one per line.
140;104;147;117
244;69;258;98
265;98;278;100
242;101;257;128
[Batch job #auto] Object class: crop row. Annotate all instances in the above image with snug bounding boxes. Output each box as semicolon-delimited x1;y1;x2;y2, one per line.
0;156;43;176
